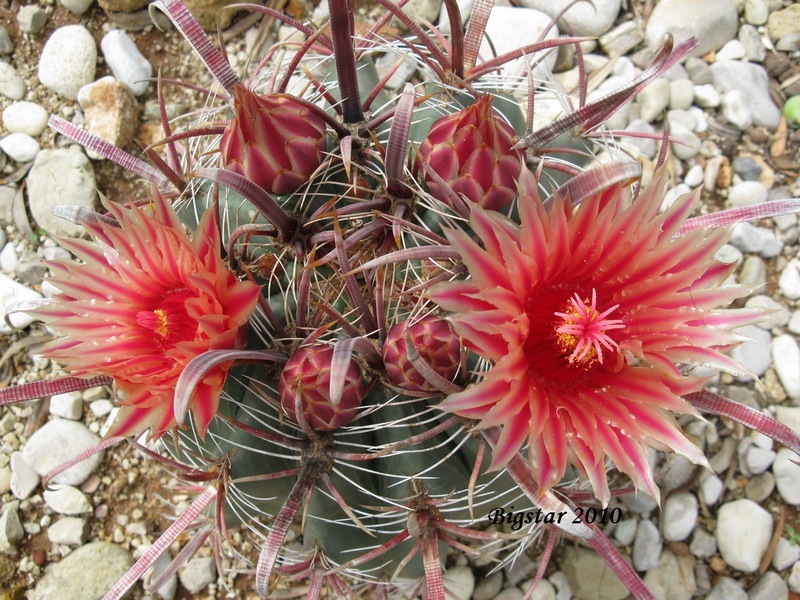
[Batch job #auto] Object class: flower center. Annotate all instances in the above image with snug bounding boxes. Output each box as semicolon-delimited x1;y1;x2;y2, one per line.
553;289;625;368
136;289;197;345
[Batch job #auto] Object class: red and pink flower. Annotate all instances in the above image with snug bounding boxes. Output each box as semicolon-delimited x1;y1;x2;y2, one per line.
428;168;757;504
32;194;260;439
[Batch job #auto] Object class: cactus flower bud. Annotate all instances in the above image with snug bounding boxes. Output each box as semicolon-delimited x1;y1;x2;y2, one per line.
220;85;328;195
418;95;524;211
382;317;460;393
278;344;366;431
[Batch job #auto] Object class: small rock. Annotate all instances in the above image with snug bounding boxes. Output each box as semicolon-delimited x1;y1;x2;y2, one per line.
689;528;717;559
775;407;800;435
721;90;753;130
746;472;775;503
100;30;153;96
17;5;47;35
729;181;768;207
747;295;790;329
748;571;789;600
744;0;769;26
637;78;670;122
739;24;767;62
790;561;800;594
614;519;637;546
473;572;503;600
0;26;11;55
780;262;800;300
38;25;97;100
706;576;747;600
0;507;24;551
50;391;83;420
0;274;43;333
47;517;88;546
699;472;724;505
773;448;800;505
0;62;26;100
645;0;737;57
716;499;773;572
43;484;92;514
22;418;103;486
61;0;95;14
494;590;524;600
2;102;49;137
504;549;537;586
767;5;800;42
142;549;178;600
773;537;800;571
519;0;621;37
27;146;97;238
716;39;746;61
686;57;713;84
599;20;644;56
10;452;40;500
633;519;662;571
623;119;657;158
0;467;10;495
32;542;134;600
89;399;114;417
642;551;696;600
730;222;783;257
561;546;628;600
441;566;474;600
662;493;698;542
178;556;217;594
670;125;699;160
711;61;782;130
772;335;800;400
549;571;571;600
77;77;138;154
730;325;771;380
745;446;776;475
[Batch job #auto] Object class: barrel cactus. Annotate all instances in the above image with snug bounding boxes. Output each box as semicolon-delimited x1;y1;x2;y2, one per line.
5;0;800;598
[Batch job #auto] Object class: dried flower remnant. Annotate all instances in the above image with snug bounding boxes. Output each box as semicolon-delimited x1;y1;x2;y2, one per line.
428;168;758;505
31;194;260;438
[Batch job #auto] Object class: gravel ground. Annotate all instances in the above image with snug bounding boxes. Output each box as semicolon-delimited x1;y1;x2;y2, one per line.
1;0;800;598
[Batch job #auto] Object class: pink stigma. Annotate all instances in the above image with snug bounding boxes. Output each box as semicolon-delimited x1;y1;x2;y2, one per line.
554;289;625;366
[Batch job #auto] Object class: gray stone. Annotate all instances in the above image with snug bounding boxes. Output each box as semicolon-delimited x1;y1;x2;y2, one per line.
613;519;637;546
661;492;698;542
0;62;26;100
561;546;628;600
18;6;46;34
699;472;724;505
746;472;775;503
669;79;694;110
739;25;767;62
9;452;39;499
0;507;24;551
599;21;644;56
637;77;670;122
716;499;773;572
707;577;747;600
32;542;134;600
711;61;782;130
730;222;783;257
623;119;657;159
22;418;103;486
61;0;95;14
748;572;788;600
178;556;217;594
689;528;717;559
744;0;769;26
746;446;776;475
473;572;503;600
642;551;696;600
774;448;800;505
686;57;713;84
730;325;771;380
47;517;88;546
50;391;83;420
767;5;800;42
645;0;737;57
790;561;800;594
27;146;97;238
0;26;11;55
441;566;474;600
633;519;662;571
772;335;800;400
38;25;97;99
780;262;800;301
142;549;178;600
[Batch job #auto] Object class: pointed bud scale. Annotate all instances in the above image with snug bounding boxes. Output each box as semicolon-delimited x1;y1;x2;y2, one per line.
278;345;366;431
418;95;524;211
382;317;460;393
220;85;328;196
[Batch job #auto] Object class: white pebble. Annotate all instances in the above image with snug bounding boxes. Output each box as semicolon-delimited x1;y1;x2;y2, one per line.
0;133;40;163
0;62;25;100
38;25;97;99
716;499;773;572
683;164;705;187
780;261;800;300
669;79;694;110
178;557;217;594
9;452;39;500
60;0;95;14
774;537;800;571
100;30;153;96
661;493;698;541
745;446;776;474
693;84;720;108
47;517;87;546
728;181;768;207
699;472;724;505
0;243;17;273
2;102;49;137
614;519;637;546
49;391;83;420
442;566;475;600
715;39;746;61
721;90;753;130
774;448;800;505
0;273;42;332
43;484;92;514
772;334;800;399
